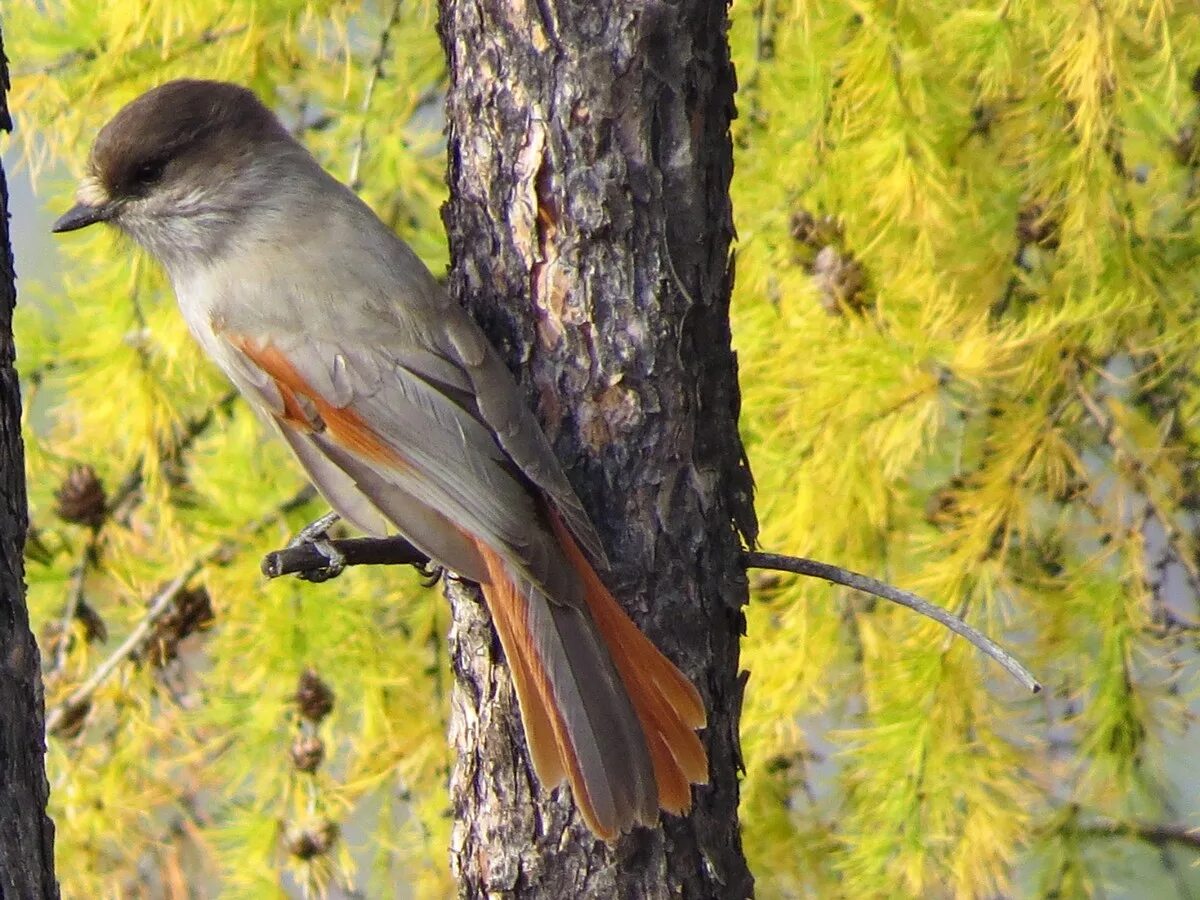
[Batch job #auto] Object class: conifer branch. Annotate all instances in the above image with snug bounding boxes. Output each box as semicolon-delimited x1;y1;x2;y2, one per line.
46;561;203;736
108;391;239;523
260;536;1041;693
1075;381;1200;591
29;25;250;91
45;486;317;737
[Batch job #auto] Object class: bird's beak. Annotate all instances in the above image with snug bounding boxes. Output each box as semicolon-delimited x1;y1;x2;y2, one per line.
52;202;112;234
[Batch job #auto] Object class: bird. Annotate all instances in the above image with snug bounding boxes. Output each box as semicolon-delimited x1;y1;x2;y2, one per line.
52;79;708;840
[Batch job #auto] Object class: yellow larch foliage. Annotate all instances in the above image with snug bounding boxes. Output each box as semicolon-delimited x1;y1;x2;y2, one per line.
732;0;1200;896
9;1;454;896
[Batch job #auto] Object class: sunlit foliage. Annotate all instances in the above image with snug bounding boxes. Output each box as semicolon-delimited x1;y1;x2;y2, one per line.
731;1;1200;896
9;1;453;895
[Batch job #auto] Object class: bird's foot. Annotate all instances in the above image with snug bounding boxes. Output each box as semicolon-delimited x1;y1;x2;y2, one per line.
288;512;346;583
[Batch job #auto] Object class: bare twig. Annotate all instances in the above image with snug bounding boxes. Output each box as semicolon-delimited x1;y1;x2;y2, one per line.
348;0;405;191
743;551;1042;693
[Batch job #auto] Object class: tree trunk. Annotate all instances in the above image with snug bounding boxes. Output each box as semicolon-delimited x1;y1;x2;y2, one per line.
0;29;60;900
438;1;756;896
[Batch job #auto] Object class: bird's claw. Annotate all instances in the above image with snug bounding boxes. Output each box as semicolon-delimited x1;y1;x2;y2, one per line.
289;512;346;582
415;561;444;588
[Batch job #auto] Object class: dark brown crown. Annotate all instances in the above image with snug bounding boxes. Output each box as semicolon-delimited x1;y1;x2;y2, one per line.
89;79;290;200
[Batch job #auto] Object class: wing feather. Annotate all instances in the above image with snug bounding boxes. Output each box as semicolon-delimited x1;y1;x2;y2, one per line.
438;316;608;567
221;333;576;602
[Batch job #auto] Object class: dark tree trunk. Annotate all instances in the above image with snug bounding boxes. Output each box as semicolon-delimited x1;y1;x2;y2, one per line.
0;29;60;900
438;1;755;896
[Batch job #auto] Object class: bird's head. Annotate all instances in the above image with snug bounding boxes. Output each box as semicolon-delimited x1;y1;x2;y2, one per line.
53;79;306;272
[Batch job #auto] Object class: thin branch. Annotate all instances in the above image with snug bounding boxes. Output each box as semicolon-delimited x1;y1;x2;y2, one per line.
46;562;201;735
743;551;1042;693
53;533;99;673
258;530;1040;693
1146;610;1200;635
1075;380;1200;591
348;0;405;191
1077;819;1200;852
262;535;427;578
45;486;317;736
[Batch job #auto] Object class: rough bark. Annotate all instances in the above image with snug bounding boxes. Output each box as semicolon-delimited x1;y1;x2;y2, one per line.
0;28;60;900
439;1;756;896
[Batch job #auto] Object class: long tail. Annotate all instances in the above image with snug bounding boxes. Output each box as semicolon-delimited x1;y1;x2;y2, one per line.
472;516;707;839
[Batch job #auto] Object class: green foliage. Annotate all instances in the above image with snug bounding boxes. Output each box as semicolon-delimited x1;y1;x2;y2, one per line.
6;0;1200;896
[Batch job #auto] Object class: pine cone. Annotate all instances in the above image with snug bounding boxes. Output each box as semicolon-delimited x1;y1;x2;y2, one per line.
924;475;967;530
1173;126;1200;167
76;600;108;644
139;585;214;668
810;246;869;315
54;465;107;529
290;734;325;773
51;699;91;739
789;209;843;248
295;668;335;722
285;819;339;860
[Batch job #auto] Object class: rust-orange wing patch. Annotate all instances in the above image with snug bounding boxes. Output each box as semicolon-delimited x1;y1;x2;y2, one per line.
231;337;406;468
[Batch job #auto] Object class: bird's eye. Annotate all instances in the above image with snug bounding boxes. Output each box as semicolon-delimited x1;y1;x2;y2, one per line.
131;158;168;188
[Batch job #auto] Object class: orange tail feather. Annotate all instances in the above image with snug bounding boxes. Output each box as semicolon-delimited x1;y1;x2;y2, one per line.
482;565;566;788
475;543;611;836
547;512;710;800
472;520;709;839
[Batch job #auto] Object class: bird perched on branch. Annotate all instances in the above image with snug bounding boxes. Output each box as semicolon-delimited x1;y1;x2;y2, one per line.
53;79;707;839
